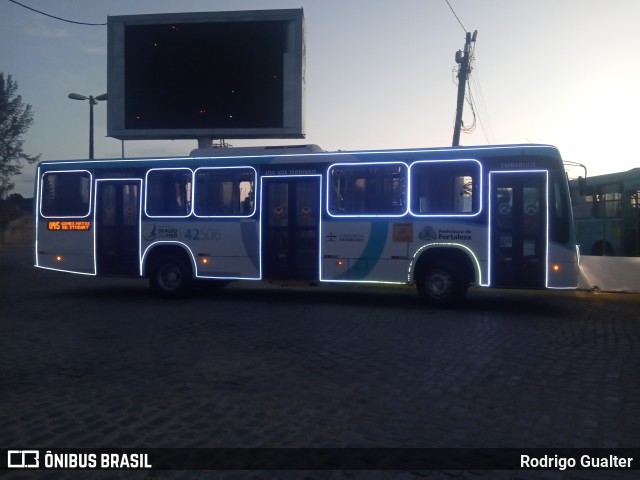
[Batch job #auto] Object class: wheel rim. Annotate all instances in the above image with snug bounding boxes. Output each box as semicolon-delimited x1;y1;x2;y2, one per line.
157;263;183;291
426;269;453;300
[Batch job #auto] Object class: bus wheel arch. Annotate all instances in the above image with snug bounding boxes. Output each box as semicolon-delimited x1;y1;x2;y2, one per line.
413;247;475;305
144;245;195;297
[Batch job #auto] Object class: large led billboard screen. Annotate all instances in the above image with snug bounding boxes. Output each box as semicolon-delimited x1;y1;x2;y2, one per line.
107;9;305;140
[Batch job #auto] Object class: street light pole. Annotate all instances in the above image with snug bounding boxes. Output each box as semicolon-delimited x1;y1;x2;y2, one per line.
68;92;107;159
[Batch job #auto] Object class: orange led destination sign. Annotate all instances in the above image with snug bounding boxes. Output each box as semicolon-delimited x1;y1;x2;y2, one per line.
48;221;92;231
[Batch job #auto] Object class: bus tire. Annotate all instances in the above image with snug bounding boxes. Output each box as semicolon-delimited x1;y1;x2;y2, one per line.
416;261;467;306
149;255;192;298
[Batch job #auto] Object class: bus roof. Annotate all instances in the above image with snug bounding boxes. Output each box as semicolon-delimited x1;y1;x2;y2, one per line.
37;143;563;171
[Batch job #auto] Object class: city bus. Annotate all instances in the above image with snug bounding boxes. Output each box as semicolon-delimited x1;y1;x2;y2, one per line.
34;144;579;304
569;168;640;256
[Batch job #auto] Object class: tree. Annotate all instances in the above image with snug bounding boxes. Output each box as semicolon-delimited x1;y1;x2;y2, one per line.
0;73;40;199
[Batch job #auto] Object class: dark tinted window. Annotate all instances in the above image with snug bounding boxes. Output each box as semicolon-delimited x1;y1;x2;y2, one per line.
410;160;481;215
40;171;91;217
328;163;407;216
145;169;192;217
194;168;255;216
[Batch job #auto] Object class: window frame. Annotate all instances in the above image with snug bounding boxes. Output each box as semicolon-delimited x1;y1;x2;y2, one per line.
192;166;257;218
39;170;93;219
408;159;483;217
144;167;194;218
326;161;409;218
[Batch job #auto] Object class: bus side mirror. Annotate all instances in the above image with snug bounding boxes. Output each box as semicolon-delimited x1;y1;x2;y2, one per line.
578;176;586;196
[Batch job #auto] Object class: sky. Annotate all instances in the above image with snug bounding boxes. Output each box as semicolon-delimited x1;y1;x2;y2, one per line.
2;0;640;197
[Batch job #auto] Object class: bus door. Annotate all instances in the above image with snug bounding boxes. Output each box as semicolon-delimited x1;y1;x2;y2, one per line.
95;179;142;276
262;176;321;280
490;171;547;288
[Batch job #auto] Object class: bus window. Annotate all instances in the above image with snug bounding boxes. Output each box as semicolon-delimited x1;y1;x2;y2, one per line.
410;160;480;216
594;183;622;219
328;163;407;216
145;169;192;217
122;184;139;226
551;175;570;243
194;167;256;217
631;190;640;209
40;171;91;218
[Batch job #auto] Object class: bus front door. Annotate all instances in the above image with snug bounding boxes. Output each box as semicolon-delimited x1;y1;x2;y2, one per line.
96;179;142;276
490;171;547;288
262;176;320;280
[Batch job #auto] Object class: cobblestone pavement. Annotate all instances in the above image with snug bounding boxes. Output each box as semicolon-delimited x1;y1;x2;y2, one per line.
1;246;639;479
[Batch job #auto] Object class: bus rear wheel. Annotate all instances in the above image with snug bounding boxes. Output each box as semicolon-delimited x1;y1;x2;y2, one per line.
416;262;467;306
149;255;192;298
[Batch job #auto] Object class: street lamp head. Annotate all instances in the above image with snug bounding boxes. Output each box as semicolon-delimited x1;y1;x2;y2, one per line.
95;93;108;101
68;93;88;101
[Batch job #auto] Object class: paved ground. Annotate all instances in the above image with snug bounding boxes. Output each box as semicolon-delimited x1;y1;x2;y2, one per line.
1;246;639;479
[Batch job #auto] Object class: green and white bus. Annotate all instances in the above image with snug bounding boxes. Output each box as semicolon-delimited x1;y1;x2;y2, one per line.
570;168;640;256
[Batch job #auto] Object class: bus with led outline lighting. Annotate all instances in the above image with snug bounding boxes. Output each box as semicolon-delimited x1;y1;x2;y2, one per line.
569;169;640;257
34;144;579;304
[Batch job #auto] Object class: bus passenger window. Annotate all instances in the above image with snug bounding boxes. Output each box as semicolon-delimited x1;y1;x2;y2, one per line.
145;169;192;217
410;160;480;216
40;171;92;217
328;163;407;216
594;183;622;219
194;167;256;217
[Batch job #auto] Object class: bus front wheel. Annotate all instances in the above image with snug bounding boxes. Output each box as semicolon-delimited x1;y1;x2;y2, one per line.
416;262;467;306
149;255;192;298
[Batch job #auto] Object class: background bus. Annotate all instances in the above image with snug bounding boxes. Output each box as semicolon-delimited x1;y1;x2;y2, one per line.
34;144;579;304
569;169;640;256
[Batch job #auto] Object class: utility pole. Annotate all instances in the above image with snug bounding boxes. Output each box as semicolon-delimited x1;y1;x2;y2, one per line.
452;30;477;146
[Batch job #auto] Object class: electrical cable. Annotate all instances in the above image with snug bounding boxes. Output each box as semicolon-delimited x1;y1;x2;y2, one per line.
7;0;106;26
444;0;467;33
462;84;477;134
468;51;496;144
469;73;494;144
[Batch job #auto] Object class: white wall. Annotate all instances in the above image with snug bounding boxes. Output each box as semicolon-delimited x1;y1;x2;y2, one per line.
578;256;640;293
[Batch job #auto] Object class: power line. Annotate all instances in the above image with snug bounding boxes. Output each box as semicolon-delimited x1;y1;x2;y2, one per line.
7;0;106;26
444;0;467;33
469;66;496;144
